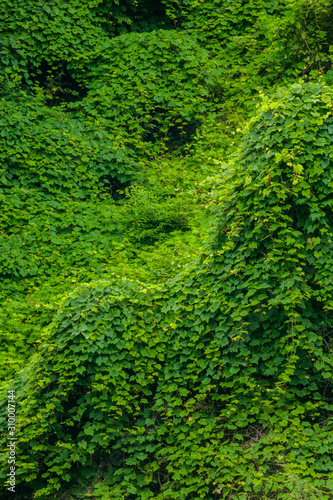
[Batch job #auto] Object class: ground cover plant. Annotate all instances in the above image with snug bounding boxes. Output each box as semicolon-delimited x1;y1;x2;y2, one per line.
1;1;333;499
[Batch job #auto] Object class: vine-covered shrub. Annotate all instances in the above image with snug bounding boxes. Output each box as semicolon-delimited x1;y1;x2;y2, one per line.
269;0;333;78
0;91;132;279
160;0;333;112
1;82;333;499
69;29;218;151
0;0;108;83
0;0;166;83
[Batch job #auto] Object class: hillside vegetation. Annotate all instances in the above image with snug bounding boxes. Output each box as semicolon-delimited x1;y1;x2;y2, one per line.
1;1;333;499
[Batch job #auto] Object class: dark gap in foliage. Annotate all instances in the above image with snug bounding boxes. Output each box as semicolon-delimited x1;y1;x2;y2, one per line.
164;119;203;151
100;175;131;202
111;0;171;35
34;60;88;106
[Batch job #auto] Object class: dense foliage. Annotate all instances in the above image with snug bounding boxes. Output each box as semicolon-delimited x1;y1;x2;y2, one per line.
1;1;333;499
